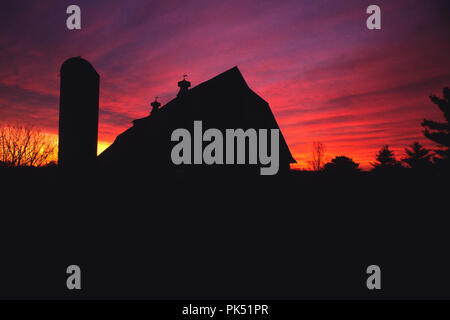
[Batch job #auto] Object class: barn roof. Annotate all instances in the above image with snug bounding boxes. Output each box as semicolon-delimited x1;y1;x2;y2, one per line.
98;66;295;168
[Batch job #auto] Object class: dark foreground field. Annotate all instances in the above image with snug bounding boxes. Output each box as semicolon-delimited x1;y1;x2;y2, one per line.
0;167;449;299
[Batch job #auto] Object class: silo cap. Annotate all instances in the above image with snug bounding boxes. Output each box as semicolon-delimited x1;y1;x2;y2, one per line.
60;57;99;76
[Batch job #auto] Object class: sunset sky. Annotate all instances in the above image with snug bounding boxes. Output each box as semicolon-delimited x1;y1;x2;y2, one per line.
1;0;449;169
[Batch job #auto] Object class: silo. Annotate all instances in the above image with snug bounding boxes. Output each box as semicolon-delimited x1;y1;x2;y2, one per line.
58;57;99;169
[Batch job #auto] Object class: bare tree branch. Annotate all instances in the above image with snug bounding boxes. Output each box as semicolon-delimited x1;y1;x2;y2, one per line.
309;141;325;171
0;123;57;167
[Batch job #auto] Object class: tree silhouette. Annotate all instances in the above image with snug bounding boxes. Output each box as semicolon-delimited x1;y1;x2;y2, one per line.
371;145;401;170
323;156;360;174
402;142;433;171
309;141;325;171
422;87;450;170
0;123;56;167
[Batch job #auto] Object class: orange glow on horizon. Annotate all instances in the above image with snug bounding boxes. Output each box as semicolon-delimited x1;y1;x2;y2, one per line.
97;141;112;156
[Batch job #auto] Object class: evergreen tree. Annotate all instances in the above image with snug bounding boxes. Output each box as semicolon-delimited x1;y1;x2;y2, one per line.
422;87;450;167
371;145;401;170
402;142;432;171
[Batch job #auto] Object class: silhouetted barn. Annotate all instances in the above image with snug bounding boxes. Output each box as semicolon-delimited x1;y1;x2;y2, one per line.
98;67;295;176
59;57;99;169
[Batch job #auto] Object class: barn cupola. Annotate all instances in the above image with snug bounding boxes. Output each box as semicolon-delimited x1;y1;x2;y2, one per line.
150;97;161;116
177;74;191;98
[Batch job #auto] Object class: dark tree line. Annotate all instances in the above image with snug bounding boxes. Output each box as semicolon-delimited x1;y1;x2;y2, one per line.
319;87;449;176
